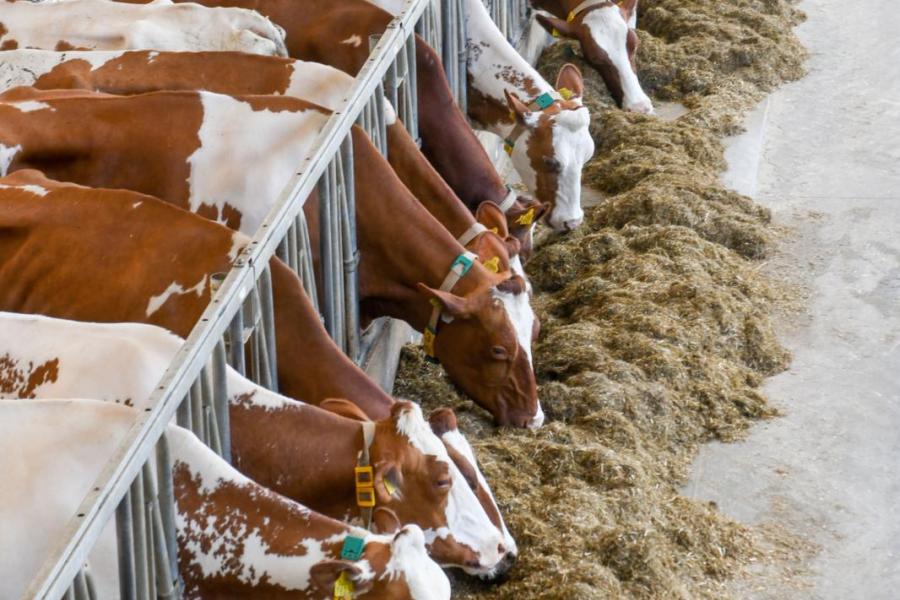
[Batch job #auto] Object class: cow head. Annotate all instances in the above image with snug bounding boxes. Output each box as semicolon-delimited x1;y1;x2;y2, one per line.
429;408;518;581
503;66;594;233
311;525;451;600
417;270;542;429
536;0;653;114
324;401;515;576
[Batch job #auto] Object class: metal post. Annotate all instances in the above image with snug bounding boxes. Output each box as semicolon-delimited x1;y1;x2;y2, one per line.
227;308;245;375
115;493;136;600
212;340;231;462
129;470;150;600
259;265;278;388
339;136;361;363
155;435;179;587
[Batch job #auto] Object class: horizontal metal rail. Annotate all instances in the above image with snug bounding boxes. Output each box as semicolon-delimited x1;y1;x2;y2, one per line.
24;0;433;596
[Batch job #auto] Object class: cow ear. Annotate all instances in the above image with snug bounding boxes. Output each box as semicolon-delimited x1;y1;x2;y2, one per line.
556;63;584;99
428;408;459;436
309;560;373;595
375;462;404;503
372;507;402;535
415;283;473;318
618;0;638;25
321;398;371;422
468;234;511;276
535;12;579;39
475;201;510;239
504;89;532;124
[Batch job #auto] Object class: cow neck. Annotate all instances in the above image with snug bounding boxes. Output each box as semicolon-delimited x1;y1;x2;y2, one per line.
385;122;478;241
268;258;394;420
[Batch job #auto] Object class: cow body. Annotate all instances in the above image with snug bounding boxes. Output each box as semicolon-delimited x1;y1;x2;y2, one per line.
0;311;512;574
0;0;287;56
0;49;519;266
0;399;450;599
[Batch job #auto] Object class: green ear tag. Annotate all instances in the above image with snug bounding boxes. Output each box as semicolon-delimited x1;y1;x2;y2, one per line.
535;93;555;110
340;536;365;561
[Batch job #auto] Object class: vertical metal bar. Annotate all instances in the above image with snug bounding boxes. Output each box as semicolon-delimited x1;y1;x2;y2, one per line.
116;493;137;600
259;265;278;389
150;495;177;600
129;470;149;600
155;435;179;587
212;341;231;462
64;586;75;600
457;0;468;113
406;35;419;142
318;163;338;344
227;308;245;375
189;379;205;443
141;464;158;600
339;136;361;363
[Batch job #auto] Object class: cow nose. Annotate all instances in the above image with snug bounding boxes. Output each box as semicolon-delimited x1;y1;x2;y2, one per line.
625;98;654;114
562;218;583;232
527;405;545;429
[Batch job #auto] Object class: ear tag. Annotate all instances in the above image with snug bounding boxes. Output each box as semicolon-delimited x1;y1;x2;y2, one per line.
516;208;536;226
489;227;499;234
334;572;354;600
503;140;514;156
566;11;576;21
551;28;561;38
423;326;437;358
534;93;555;110
383;477;398;497
340;536;365;561
484;256;501;273
558;87;573;100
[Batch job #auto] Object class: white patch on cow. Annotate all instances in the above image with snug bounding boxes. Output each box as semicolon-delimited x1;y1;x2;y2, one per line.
340;34;363;47
227;231;248;262
0;50;126;92
146;50;159;63
383;99;398;126
131;201;142;208
187;92;329;234
284;60;354;110
546;108;594;230
508;254;532;294
581;6;653;113
0;183;48;196
0;0;287;56
0;144;22;177
145;275;208;317
385;526;452;600
492;287;534;366
441;429;518;556
8;100;53;113
394;403;506;574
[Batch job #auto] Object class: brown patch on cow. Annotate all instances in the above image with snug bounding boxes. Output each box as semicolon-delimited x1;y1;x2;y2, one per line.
54;40;89;51
0;354;59;398
196;201;244;232
1;39;17;50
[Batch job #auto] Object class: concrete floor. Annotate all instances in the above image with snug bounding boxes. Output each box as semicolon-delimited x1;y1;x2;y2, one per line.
684;0;900;597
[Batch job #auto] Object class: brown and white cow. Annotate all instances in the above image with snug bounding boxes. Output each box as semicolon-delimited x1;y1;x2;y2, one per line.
0;89;541;428
0;399;451;599
373;0;595;232
533;0;653;113
0;171;518;576
0;311;513;574
0;49;521;269
115;0;545;252
0;0;287;56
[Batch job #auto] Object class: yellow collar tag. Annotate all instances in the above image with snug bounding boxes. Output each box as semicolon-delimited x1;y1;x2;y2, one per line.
515;208;536;226
423;327;436;357
334;572;354;600
483;256;501;273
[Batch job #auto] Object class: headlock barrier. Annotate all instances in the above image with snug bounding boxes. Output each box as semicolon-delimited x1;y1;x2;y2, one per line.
27;0;531;597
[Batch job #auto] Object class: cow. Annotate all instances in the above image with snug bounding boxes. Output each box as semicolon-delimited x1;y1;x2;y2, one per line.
0;311;514;575
0;0;287;56
113;0;546;254
0;399;451;599
0;48;523;270
532;0;653;113
373;0;595;232
0;89;541;429
0;171;518;576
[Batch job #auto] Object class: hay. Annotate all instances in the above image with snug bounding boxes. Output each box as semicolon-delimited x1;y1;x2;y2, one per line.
395;0;808;596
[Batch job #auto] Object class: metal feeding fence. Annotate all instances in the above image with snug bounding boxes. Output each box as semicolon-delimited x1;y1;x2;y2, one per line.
24;0;529;596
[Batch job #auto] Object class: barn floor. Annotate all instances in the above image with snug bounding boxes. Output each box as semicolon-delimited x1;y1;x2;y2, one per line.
684;0;900;597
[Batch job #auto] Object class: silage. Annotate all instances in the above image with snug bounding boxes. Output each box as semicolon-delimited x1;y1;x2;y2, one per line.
394;0;807;597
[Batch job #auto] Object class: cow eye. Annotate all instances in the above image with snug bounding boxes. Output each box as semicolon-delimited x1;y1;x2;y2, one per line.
491;345;509;360
543;157;562;172
435;479;452;490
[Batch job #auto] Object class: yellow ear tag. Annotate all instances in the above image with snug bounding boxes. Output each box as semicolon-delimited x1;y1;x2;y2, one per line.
503;141;514;156
483;256;501;273
566;11;575;21
334;572;354;600
515;208;536;226
551;28;561;38
559;87;573;100
423;328;436;357
489;227;499;234
383;477;398;497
